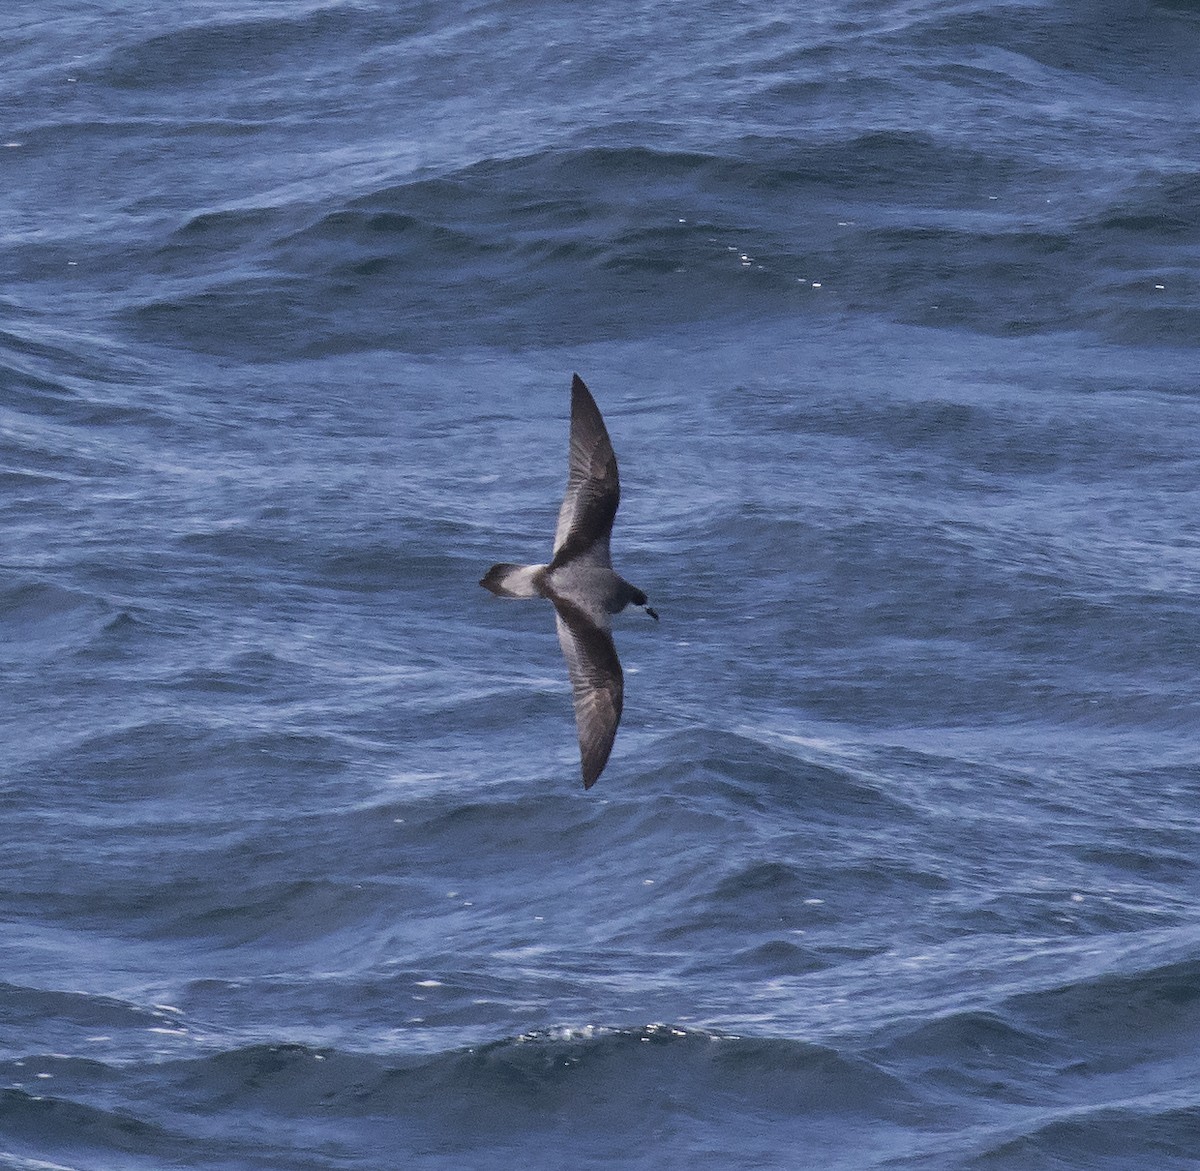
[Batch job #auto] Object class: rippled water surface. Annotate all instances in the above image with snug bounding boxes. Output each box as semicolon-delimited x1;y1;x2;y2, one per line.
4;2;1200;1167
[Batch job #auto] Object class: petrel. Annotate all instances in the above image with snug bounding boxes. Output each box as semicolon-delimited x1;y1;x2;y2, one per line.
480;374;658;789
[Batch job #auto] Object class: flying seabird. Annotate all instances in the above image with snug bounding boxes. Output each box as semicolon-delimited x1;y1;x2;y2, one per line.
480;374;658;789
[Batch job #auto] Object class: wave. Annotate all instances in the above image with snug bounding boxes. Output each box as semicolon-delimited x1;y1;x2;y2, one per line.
0;982;172;1036
1;581;106;635
0;1088;176;1160
0;1025;922;1170
640;727;916;820
120;134;1199;357
0;582;120;672
974;1101;1200;1168
1005;956;1200;1059
91;6;396;92
144;1024;916;1121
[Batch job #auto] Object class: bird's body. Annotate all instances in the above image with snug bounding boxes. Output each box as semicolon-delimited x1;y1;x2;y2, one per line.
480;374;657;789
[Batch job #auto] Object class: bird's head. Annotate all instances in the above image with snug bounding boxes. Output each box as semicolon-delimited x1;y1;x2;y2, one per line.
625;585;659;621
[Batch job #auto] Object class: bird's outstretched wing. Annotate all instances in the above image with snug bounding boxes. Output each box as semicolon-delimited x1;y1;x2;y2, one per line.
550;374;619;569
551;596;624;789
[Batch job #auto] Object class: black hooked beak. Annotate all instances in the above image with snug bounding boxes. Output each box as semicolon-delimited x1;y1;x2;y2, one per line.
645;605;659;621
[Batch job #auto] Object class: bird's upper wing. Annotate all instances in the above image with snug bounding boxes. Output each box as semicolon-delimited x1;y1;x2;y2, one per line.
551;374;619;569
551;596;624;789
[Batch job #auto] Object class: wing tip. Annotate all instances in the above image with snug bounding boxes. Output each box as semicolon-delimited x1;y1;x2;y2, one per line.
567;373;612;457
570;373;598;412
580;739;615;790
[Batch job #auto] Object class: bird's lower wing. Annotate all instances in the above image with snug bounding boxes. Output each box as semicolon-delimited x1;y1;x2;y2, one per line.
552;599;624;789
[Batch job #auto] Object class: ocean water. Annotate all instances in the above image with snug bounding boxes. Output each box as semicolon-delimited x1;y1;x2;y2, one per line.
4;1;1200;1167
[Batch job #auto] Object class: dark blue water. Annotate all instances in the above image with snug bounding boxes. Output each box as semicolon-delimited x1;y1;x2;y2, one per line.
5;2;1200;1167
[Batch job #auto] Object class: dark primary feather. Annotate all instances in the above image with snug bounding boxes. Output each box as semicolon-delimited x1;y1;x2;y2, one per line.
550;374;620;569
